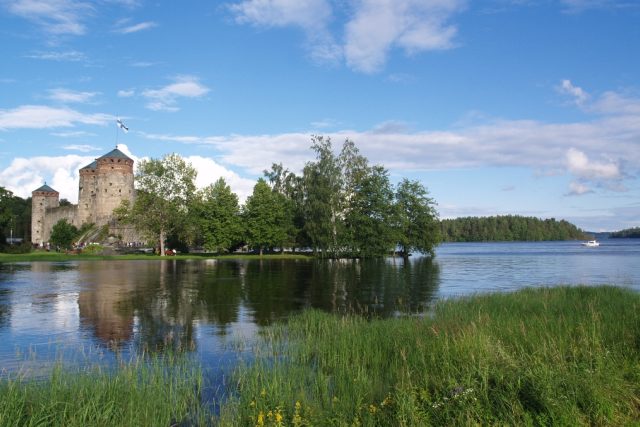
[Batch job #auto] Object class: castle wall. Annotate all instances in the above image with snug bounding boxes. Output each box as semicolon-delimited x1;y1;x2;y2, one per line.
42;205;80;244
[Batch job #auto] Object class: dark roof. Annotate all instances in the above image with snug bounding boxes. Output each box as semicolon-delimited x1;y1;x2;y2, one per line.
98;148;132;161
80;160;97;170
33;183;58;193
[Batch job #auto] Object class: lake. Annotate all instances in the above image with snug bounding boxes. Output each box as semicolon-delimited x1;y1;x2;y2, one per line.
1;239;638;379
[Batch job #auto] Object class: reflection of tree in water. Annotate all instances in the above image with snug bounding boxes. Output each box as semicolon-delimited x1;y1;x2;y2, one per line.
303;257;440;317
242;259;313;326
75;257;440;353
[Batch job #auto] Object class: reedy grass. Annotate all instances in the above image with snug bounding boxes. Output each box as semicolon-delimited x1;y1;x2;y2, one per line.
0;353;211;426
219;286;640;426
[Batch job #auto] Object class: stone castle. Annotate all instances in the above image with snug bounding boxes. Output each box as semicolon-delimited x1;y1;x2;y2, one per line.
31;148;136;246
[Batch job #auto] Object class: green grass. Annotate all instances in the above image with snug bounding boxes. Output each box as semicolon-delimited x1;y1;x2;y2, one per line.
0;251;312;263
218;286;640;426
2;286;638;425
0;354;211;426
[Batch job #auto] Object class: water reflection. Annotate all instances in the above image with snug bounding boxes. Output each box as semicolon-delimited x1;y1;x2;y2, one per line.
0;257;441;361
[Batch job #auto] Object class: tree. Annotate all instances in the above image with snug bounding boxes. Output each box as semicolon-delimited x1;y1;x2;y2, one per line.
116;153;197;256
50;219;78;250
394;178;440;257
344;165;397;257
195;178;242;253
302;136;343;256
243;178;287;256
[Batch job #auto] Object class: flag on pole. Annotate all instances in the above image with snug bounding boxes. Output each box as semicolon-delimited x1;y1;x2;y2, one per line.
116;118;129;133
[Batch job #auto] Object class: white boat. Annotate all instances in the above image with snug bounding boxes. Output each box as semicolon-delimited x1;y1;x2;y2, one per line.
581;240;600;247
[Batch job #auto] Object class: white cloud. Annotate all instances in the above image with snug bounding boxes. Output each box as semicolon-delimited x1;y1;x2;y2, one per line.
566;148;620;180
566;181;593;196
4;0;93;35
62;144;101;152
52;131;96;138
48;88;99;103
231;0;465;72
117;89;135;97
0;105;112;129
142;76;210;112
0;154;93;202
344;0;464;73
114;20;157;34
558;79;589;106
139;84;640;198
186;156;257;203
25;50;87;62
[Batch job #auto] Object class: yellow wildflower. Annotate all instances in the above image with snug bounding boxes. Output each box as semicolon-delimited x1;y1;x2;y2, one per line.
256;411;265;427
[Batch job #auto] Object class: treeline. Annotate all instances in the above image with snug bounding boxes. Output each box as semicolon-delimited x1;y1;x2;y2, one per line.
610;227;640;238
0;187;31;251
440;215;588;242
117;136;440;258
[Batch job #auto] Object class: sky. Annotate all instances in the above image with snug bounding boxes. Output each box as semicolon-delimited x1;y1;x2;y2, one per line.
0;0;639;232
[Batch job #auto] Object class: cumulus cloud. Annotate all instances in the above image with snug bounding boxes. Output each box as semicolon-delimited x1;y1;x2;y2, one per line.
186;156;257;203
142;76;210;112
230;0;465;72
4;0;94;35
0;154;93;202
48;88;99;104
344;0;464;73
566;148;620;180
0;105;112;129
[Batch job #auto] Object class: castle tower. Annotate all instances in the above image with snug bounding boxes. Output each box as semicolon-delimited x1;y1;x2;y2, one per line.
31;183;59;246
93;148;134;225
78;160;98;225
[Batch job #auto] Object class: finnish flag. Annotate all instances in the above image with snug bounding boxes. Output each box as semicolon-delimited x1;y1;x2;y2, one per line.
117;118;129;133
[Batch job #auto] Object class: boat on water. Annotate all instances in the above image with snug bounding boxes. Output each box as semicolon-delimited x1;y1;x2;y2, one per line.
581;240;600;247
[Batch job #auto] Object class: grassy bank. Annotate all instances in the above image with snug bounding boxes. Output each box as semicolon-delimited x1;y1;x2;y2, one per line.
219;286;640;426
1;286;638;425
0;354;209;426
0;251;312;263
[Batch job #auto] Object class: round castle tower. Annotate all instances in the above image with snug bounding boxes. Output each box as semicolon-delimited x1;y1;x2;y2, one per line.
78;148;135;226
31;183;59;246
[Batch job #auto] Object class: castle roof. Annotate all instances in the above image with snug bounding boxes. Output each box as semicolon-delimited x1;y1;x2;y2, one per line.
98;148;132;161
80;160;97;170
33;183;58;193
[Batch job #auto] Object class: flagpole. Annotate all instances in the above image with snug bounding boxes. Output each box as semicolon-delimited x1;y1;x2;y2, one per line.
115;115;119;148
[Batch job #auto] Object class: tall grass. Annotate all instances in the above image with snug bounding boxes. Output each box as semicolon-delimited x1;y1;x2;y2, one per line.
0;353;211;426
219;286;640;426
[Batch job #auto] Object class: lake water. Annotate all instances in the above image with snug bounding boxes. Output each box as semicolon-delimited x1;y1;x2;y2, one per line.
1;239;638;380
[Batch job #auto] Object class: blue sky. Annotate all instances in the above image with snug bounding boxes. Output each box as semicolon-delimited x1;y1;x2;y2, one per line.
0;0;638;232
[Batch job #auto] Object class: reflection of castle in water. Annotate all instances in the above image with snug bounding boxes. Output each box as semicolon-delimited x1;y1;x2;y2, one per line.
3;258;440;356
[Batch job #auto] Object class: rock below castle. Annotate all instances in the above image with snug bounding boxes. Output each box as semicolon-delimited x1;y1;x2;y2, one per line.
31;148;139;246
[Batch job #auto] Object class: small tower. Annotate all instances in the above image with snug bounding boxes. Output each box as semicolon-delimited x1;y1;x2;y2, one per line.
31;183;59;246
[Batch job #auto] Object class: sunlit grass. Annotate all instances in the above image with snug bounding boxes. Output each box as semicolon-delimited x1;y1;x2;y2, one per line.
2;286;638;425
219;286;640;426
